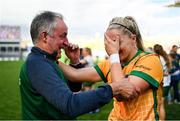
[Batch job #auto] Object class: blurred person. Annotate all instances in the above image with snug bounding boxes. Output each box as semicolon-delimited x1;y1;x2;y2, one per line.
59;16;163;120
169;53;180;104
80;47;94;89
170;45;179;54
79;48;84;60
80;47;94;67
19;11;139;120
154;44;172;120
81;47;99;113
170;45;180;63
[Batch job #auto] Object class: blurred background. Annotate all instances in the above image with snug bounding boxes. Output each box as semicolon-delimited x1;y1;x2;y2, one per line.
0;0;180;61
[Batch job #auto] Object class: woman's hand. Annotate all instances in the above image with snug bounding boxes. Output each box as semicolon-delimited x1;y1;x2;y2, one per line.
104;33;120;56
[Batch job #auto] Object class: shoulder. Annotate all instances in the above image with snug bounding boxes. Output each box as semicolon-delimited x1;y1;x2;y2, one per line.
26;53;55;75
25;53;62;86
136;53;162;71
139;53;161;64
131;53;163;85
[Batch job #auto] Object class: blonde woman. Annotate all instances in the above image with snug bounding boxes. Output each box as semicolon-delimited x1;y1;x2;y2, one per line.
59;16;163;120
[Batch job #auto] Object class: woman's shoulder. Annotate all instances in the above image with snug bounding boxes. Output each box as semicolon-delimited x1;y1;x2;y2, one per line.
140;52;159;60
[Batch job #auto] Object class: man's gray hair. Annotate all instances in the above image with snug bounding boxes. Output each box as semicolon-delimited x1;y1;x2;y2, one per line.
30;11;63;44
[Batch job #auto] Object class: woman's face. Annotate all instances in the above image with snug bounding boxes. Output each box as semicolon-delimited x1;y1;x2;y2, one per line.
106;29;137;63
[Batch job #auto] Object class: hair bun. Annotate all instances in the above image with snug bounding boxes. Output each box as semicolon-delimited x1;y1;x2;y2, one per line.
124;16;136;23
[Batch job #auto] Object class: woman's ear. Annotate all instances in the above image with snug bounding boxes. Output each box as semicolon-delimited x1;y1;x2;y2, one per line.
130;34;137;48
131;34;136;42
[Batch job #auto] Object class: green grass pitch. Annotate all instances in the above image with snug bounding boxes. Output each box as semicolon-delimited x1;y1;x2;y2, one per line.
0;61;180;120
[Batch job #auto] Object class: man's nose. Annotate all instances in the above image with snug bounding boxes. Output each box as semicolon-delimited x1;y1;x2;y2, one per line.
63;38;68;43
62;39;69;47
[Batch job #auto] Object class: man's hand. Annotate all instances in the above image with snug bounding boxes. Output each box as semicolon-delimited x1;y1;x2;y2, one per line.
109;78;140;101
64;43;80;64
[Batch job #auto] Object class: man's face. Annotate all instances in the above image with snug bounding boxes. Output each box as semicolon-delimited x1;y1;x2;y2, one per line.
46;18;68;55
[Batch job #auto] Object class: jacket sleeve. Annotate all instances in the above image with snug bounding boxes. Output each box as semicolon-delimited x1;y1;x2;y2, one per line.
68;62;85;92
27;59;112;118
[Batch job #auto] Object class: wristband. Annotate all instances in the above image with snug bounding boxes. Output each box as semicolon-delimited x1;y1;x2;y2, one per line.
70;62;80;66
109;53;120;64
70;62;85;68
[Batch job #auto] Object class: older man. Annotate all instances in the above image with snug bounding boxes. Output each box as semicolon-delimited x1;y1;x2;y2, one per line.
19;11;139;120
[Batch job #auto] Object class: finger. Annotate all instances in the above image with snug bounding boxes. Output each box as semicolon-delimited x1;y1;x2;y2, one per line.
115;36;120;44
104;33;107;40
115;35;120;41
67;43;75;50
104;38;108;48
135;86;141;95
68;43;73;48
71;44;78;50
132;90;138;98
104;33;117;47
104;33;108;44
104;33;112;42
74;44;79;49
74;45;80;51
116;96;123;102
129;96;134;101
128;91;137;100
72;44;75;50
131;86;141;99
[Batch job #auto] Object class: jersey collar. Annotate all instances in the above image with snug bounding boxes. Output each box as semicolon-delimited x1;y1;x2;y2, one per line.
123;49;142;67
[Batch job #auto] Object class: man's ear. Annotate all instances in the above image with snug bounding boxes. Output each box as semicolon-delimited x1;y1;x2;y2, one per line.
39;32;47;43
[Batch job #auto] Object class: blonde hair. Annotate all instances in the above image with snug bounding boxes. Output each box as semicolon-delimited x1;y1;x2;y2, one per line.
108;16;144;51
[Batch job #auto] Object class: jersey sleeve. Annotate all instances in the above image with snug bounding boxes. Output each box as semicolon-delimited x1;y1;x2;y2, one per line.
93;60;110;83
130;54;163;88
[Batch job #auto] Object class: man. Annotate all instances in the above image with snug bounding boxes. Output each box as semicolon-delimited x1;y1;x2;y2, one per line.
19;11;139;120
170;45;180;63
169;45;180;103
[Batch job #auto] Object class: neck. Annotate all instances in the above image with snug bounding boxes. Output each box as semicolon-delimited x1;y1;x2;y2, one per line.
122;48;138;64
35;42;54;54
